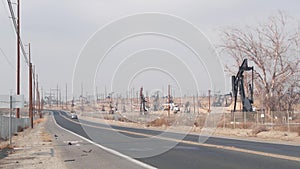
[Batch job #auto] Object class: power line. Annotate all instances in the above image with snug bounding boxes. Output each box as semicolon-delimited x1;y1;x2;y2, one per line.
6;0;29;66
0;47;15;70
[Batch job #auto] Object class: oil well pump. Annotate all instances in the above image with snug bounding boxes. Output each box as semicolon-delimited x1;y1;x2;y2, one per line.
232;59;254;112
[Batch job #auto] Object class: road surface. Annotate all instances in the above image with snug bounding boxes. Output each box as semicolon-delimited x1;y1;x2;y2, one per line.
51;110;300;169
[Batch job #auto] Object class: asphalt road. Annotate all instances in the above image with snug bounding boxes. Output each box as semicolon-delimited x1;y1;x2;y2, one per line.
46;111;149;169
52;110;300;169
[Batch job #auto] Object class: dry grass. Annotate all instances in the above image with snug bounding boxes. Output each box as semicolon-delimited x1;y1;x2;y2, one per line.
149;118;168;126
273;125;300;134
33;118;45;125
103;114;114;120
0;143;9;150
252;125;268;136
40;130;52;142
193;115;207;128
221;122;255;129
148;117;175;127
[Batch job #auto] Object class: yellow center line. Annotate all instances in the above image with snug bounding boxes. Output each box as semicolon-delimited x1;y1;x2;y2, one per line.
57;112;300;162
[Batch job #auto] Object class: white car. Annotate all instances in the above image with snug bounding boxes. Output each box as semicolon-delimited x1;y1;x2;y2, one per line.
71;113;78;119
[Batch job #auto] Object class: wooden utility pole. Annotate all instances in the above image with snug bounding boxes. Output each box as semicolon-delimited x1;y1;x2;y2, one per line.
197;93;199;114
28;43;33;128
41;87;44;112
33;66;36;116
65;83;68;110
168;85;170;117
59;88;62;109
49;88;52;108
96;86;98;102
36;74;42;118
81;83;83;108
208;90;211;112
16;0;20;118
130;88;133;112
193;95;195;114
56;84;58;108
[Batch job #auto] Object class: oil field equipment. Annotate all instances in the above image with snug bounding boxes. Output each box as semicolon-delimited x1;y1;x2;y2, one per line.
232;59;254;112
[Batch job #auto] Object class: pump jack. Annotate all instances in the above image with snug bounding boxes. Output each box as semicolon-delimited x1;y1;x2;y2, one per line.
232;59;254;112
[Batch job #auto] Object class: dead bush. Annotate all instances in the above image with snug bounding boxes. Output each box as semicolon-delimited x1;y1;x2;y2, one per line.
149;118;167;127
243;122;254;129
252;125;268;136
33;118;45;125
103;114;114;120
17;126;23;132
274;125;288;132
148;117;175;127
194;122;200;127
194;116;207;128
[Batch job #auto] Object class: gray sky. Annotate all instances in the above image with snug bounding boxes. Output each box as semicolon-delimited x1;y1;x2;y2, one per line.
0;0;299;99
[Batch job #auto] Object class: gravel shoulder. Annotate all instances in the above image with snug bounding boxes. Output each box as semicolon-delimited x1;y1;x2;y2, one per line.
0;116;66;169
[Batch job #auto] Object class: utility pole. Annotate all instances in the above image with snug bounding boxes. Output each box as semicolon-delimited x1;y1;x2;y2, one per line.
56;84;59;108
208;90;211;112
59;88;62;109
130;88;133;112
28;43;33;128
49;88;52;108
168;84;170;117
193;95;195;114
36;74;42;118
136;91;139;108
33;66;36;117
41;87;44;113
81;83;83;108
96;86;98;102
16;0;20;118
197;92;199;114
65;83;68;110
104;85;107;98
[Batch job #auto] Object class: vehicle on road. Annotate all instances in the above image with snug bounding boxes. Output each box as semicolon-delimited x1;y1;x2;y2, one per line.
70;113;78;119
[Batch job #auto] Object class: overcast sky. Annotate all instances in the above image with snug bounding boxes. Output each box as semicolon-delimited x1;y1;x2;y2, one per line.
0;0;299;99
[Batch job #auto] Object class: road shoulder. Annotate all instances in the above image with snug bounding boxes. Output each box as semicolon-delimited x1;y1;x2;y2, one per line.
0;116;66;169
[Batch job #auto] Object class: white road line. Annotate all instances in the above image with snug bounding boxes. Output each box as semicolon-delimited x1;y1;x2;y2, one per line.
54;111;300;162
51;111;157;169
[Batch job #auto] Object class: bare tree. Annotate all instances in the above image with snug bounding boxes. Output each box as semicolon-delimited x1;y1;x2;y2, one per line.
220;11;300;115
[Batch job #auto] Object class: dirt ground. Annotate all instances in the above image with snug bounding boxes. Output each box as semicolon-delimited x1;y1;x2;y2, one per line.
0;117;66;169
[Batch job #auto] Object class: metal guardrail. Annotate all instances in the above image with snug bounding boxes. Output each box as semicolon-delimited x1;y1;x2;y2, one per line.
0;115;30;140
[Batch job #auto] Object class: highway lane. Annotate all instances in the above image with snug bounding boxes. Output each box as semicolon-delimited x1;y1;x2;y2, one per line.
46;112;150;169
52;110;300;169
138;142;300;169
57;110;300;158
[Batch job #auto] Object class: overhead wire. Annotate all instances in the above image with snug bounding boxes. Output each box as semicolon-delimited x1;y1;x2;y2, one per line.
6;0;29;66
2;0;35;96
0;0;16;70
0;47;15;70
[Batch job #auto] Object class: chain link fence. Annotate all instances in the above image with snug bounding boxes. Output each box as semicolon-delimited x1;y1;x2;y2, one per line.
0;115;30;140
